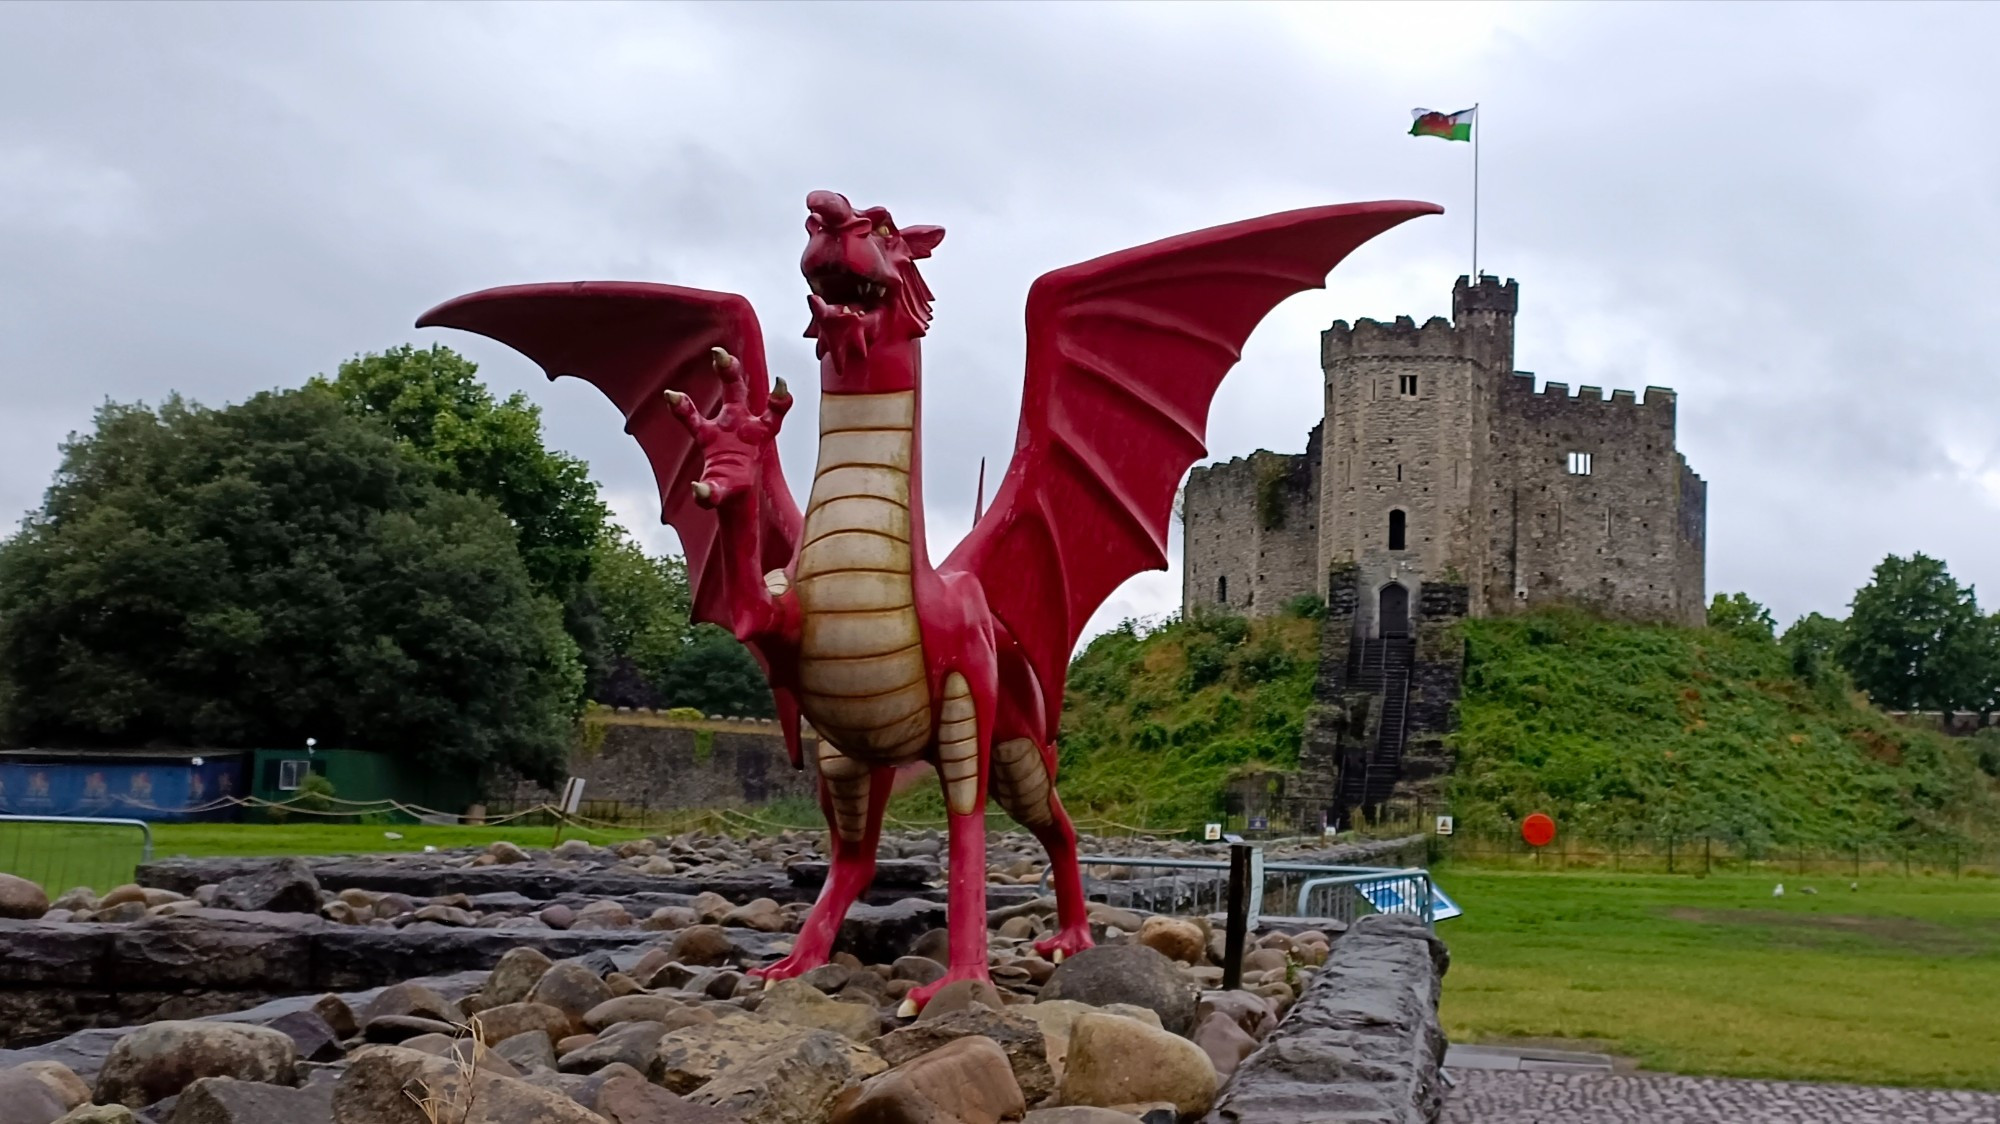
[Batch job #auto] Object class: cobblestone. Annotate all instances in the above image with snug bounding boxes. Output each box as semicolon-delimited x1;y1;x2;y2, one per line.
1444;1070;2000;1124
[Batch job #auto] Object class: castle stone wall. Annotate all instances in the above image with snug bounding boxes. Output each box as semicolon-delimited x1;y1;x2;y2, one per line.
495;717;820;811
1181;428;1320;616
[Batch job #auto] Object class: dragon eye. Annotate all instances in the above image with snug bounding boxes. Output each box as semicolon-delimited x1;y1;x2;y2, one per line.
875;224;893;238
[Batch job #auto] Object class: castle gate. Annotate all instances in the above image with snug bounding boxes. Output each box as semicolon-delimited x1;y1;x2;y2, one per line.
1379;582;1410;638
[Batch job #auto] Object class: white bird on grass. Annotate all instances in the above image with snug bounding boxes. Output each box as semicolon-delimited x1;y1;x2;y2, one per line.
1772;883;1784;897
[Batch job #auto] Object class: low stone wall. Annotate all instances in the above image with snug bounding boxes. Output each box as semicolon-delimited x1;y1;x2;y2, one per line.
496;714;822;810
1207;912;1450;1124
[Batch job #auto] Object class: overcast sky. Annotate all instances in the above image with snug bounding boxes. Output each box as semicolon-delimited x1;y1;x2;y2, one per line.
5;1;1998;639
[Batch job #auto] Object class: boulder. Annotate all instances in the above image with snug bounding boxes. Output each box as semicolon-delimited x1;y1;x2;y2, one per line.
686;1030;862;1124
595;1074;745;1124
1038;945;1198;1034
487;841;531;864
655;1016;884;1096
721;899;786;933
557;1020;669;1076
528;963;614;1037
799;964;853;993
691;892;733;925
260;1010;345;1063
571;901;636;931
1012;1002;1158;1083
0;874;50;920
1021;1110;1144;1124
492;1030;557;1074
94;1021;297;1108
169;1076;336;1124
0;1068;69;1124
13;1062;90;1111
644;906;700;932
584;994;683;1032
97;885;147;910
758;979;881;1042
481;946;555;1007
913;978;1005;1022
1134;917;1206;965
668;925;737;967
471;1002;571;1046
837;901;949;966
1058;1013;1215;1117
1241;947;1290;974
51;1108;134;1124
1196;990;1278;1042
889;957;944;986
363;1016;461;1044
212;859;321;914
875;1007;1054;1104
331;1044;602;1123
1189;1011;1257;1080
830;1036;1023;1124
358;982;459;1029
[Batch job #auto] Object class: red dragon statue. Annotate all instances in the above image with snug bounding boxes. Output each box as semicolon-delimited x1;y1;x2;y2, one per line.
418;193;1437;1009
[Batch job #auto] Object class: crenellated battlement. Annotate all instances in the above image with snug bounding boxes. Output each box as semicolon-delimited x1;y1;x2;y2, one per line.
1322;315;1462;362
1453;274;1518;316
1499;372;1678;410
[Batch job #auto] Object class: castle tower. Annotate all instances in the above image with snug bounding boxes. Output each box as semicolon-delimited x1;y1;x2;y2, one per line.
1317;276;1517;635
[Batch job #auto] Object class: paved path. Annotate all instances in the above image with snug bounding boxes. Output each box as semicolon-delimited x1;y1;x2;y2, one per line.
1444;1071;2000;1124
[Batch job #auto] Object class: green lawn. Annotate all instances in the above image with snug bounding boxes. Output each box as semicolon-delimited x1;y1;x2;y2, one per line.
0;821;646;895
1436;864;2000;1089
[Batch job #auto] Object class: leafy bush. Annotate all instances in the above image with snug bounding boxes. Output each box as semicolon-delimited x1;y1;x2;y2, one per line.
1283;594;1326;619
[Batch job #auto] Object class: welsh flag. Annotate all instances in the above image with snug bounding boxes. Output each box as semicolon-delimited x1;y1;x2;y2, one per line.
1410;107;1475;142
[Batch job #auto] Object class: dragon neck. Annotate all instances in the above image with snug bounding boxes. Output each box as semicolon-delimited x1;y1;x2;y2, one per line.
807;339;930;574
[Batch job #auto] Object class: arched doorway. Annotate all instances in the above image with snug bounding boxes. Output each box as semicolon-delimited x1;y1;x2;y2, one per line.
1379;582;1410;638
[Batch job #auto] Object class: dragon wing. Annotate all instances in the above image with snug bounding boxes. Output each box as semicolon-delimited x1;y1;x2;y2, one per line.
416;281;779;630
941;200;1441;743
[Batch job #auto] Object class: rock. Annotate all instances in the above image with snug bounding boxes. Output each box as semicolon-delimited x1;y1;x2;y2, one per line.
914;978;1005;1021
557;1034;598;1055
687;1030;862;1124
0;874;51;920
656;1015;885;1096
1084;903;1142;933
492;1030;558;1074
558;1020;668;1076
644;906;700;932
260;1010;345;1063
479;946;555;1009
607;971;644;997
1241;947;1290;974
170;1076;336;1123
49;887;96;912
52;1107;134;1124
528;963;615;1037
97;885;147;910
13;1062;90;1110
213;858;321;914
875;1007;1055;1104
705;971;747;1000
721;899;786;933
572;900;636;931
830;1036;1023;1124
759;979;881;1042
1038;945;1198;1035
889;957;944;986
554;839;598;861
997;916;1039;940
691;891;733;924
1021;1109;1142;1124
471;1002;571;1046
540;903;576;930
359;982;459;1028
397;1034;522;1078
487;841;531;864
1134;917;1206;965
799;964;853;993
364;1015;462;1044
0;1069;68;1123
412;904;477;927
1012;1002;1158;1083
596;1074;745;1123
585;994;684;1032
94;1021;298;1108
907;927;951;966
1058;1013;1215;1117
331;1044;602;1123
669;924;737;967
837;901;949;967
302;995;357;1040
1196;990;1278;1042
1190;1011;1257;1080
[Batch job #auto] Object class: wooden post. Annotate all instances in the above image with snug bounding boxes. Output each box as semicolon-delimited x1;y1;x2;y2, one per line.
1222;843;1253;991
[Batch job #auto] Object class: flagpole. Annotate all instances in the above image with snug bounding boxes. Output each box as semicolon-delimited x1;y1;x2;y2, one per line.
1472;102;1480;283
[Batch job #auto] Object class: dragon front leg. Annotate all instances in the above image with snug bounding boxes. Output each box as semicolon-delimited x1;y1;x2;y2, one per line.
991;738;1095;963
902;667;998;1013
752;747;890;982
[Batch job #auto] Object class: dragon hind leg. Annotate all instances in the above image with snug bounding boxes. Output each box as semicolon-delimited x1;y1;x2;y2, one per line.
751;744;888;982
904;670;996;1012
992;738;1094;962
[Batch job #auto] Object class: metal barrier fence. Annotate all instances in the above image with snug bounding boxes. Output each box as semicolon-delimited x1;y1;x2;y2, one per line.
1044;852;1443;929
0;814;155;895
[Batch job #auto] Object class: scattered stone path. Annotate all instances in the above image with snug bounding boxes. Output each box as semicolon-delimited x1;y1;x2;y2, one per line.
1445;1070;2000;1124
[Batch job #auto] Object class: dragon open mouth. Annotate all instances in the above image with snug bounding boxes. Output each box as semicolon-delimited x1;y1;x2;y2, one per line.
807;266;892;313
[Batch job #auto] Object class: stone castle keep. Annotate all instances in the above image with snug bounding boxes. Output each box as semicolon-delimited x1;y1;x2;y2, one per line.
1183;275;1707;634
1184;276;1707;821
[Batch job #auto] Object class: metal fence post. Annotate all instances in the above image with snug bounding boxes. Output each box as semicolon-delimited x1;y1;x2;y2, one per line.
1222;843;1252;991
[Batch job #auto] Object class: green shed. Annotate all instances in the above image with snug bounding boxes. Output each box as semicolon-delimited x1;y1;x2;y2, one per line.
248;747;483;823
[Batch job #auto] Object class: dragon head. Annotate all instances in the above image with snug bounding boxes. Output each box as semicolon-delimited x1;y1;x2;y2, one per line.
801;191;944;361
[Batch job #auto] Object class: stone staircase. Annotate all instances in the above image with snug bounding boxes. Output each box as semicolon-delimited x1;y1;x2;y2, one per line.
1334;637;1415;817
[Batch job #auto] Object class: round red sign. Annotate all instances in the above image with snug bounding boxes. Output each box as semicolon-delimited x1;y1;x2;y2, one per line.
1521;812;1556;848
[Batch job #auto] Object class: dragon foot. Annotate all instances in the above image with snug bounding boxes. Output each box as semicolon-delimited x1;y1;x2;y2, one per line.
748;948;828;984
897;965;997;1016
1033;923;1095;963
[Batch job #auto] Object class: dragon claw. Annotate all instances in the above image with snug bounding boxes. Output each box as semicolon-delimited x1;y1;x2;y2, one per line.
692;480;715;505
1034;923;1094;964
711;346;736;372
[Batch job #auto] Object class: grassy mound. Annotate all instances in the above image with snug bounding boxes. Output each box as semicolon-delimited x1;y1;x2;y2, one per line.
1451;609;1997;846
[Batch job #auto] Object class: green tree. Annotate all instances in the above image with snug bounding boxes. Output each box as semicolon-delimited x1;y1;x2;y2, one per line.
0;389;581;781
315;345;606;602
659;626;776;718
1781;611;1848;690
576;528;692;707
1707;592;1776;642
1838;553;1997;712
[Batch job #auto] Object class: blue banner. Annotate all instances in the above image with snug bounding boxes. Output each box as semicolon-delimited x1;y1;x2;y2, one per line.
0;758;244;821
